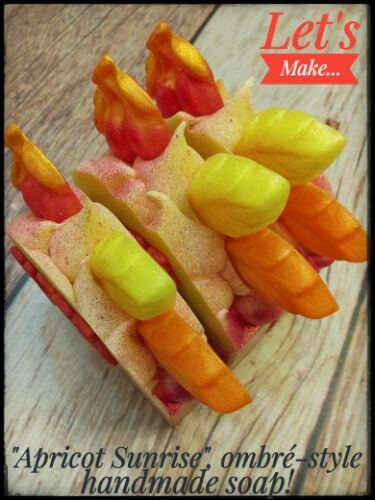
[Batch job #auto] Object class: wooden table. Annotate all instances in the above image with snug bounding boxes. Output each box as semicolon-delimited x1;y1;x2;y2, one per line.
4;4;368;496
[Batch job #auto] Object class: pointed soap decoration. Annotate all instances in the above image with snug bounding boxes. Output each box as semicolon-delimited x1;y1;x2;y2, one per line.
280;182;368;262
5;124;83;222
226;229;339;319
146;22;224;117
5;123;68;193
235;108;346;185
188;153;290;237
138;309;252;413
92;55;172;163
90;231;177;320
185;79;255;159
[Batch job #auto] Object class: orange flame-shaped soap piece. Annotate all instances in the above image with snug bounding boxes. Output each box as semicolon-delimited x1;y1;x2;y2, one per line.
138;309;251;413
92;55;172;163
226;229;339;319
280;183;368;263
5;124;83;222
146;22;224;117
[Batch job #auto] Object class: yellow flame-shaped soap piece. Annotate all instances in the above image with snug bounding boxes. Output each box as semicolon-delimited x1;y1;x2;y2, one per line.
235;108;346;185
147;22;212;81
5;124;69;193
188;153;290;237
90;231;177;320
93;55;159;120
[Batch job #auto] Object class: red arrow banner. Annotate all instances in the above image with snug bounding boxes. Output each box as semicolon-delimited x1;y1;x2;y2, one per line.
261;53;358;84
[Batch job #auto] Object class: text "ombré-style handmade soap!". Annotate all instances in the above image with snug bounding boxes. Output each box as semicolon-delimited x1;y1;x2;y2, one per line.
90;231;177;320
235;108;346;185
188;153;290;237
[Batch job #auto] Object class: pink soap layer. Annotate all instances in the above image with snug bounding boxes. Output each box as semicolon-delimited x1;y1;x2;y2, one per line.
152;368;193;415
10;246;118;365
232;293;283;330
226;307;261;348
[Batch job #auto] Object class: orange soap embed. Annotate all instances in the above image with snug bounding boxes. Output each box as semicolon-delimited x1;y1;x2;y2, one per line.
280;183;368;263
138;310;251;413
226;229;339;319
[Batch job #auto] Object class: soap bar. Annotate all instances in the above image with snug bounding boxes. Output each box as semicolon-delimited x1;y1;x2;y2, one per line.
188;153;290;237
235;108;346;185
90;231;177;320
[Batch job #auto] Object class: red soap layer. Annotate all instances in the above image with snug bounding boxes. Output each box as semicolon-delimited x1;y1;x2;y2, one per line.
226;307;261;349
10;246;117;366
20;174;83;223
151;368;193;416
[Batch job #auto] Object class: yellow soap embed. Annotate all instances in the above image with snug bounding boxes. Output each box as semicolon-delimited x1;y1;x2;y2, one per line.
90;231;177;320
188;153;290;237
235;108;346;185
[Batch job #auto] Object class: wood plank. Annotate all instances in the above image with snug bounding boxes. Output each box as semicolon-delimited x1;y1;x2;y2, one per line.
4;4;90;78
4;3;217;298
5;4;368;496
4;4;22;20
293;296;368;495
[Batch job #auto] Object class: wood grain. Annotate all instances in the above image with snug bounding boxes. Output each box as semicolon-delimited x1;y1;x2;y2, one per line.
293;290;368;495
4;4;368;496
